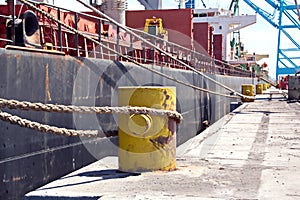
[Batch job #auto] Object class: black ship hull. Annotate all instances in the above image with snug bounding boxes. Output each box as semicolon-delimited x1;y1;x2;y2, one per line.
0;48;254;199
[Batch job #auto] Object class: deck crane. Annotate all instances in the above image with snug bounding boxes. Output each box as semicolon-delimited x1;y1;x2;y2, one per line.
229;0;244;59
243;0;300;79
229;0;240;16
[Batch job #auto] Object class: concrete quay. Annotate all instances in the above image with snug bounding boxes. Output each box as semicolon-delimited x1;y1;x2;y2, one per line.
25;92;300;199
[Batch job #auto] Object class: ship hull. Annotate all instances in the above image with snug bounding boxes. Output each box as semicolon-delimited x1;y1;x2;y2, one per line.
0;48;254;199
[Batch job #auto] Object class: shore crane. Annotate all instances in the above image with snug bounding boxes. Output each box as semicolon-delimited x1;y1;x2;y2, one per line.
243;0;300;79
229;0;244;59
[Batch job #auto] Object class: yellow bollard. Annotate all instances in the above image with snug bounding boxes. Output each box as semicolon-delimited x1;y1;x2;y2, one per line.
241;84;255;102
256;84;263;95
262;84;267;90
118;86;176;172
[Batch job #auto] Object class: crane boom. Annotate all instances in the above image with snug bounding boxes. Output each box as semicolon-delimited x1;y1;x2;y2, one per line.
243;0;278;28
243;0;300;79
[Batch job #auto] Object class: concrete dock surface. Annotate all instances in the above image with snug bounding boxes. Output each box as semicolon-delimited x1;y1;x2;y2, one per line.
26;92;300;199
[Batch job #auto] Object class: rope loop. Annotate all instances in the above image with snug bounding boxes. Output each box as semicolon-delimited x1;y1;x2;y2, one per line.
0;98;183;137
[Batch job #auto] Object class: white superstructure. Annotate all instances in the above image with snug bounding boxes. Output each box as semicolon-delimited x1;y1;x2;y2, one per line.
193;8;256;61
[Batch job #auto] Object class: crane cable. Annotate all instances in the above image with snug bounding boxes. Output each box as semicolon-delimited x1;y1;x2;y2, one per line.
200;0;206;8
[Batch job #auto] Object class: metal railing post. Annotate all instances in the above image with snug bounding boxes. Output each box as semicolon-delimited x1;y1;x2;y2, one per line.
172;44;175;67
57;8;62;51
151;37;155;64
74;12;79;57
165;42;169;66
129;33;133;59
97;18;102;58
142;34;145;63
9;0;15;45
116;25;120;60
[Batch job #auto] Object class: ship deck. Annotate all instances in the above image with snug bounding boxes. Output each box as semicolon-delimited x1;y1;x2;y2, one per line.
25;89;300;199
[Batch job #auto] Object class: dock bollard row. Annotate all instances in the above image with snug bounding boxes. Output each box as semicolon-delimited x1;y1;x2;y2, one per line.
118;87;177;173
257;83;271;94
256;84;263;94
241;84;255;102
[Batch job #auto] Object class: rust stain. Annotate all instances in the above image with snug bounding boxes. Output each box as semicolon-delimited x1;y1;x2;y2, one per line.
150;132;174;150
162;89;168;109
12;176;23;181
45;64;52;101
3;175;27;183
75;57;83;65
168;119;176;133
15;54;21;59
2;179;9;183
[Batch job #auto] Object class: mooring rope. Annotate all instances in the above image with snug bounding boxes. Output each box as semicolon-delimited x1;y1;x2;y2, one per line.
0;109;98;137
19;0;254;100
0;98;183;122
4;0;255;136
0;98;183;137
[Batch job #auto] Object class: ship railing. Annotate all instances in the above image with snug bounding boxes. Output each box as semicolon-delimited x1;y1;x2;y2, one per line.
214;60;253;77
1;0;253;78
0;14;13;46
0;14;11;19
31;1;112;56
25;1;194;67
130;28;253;77
258;74;277;87
0;38;13;43
130;28;214;71
24;0;151;61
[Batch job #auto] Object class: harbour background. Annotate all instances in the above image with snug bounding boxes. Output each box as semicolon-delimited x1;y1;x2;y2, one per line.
76;0;279;79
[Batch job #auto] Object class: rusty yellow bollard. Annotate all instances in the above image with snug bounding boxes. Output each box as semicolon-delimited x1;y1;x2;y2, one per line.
263;83;268;90
241;84;255;102
256;84;263;94
118;86;176;172
267;83;271;89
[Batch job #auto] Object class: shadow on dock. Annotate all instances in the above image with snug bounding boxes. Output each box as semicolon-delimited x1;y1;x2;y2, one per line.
36;169;140;191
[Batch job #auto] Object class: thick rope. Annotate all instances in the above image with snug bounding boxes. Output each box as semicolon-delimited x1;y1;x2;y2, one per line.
0;98;183;122
19;0;254;100
0;97;183;137
0;109;98;137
